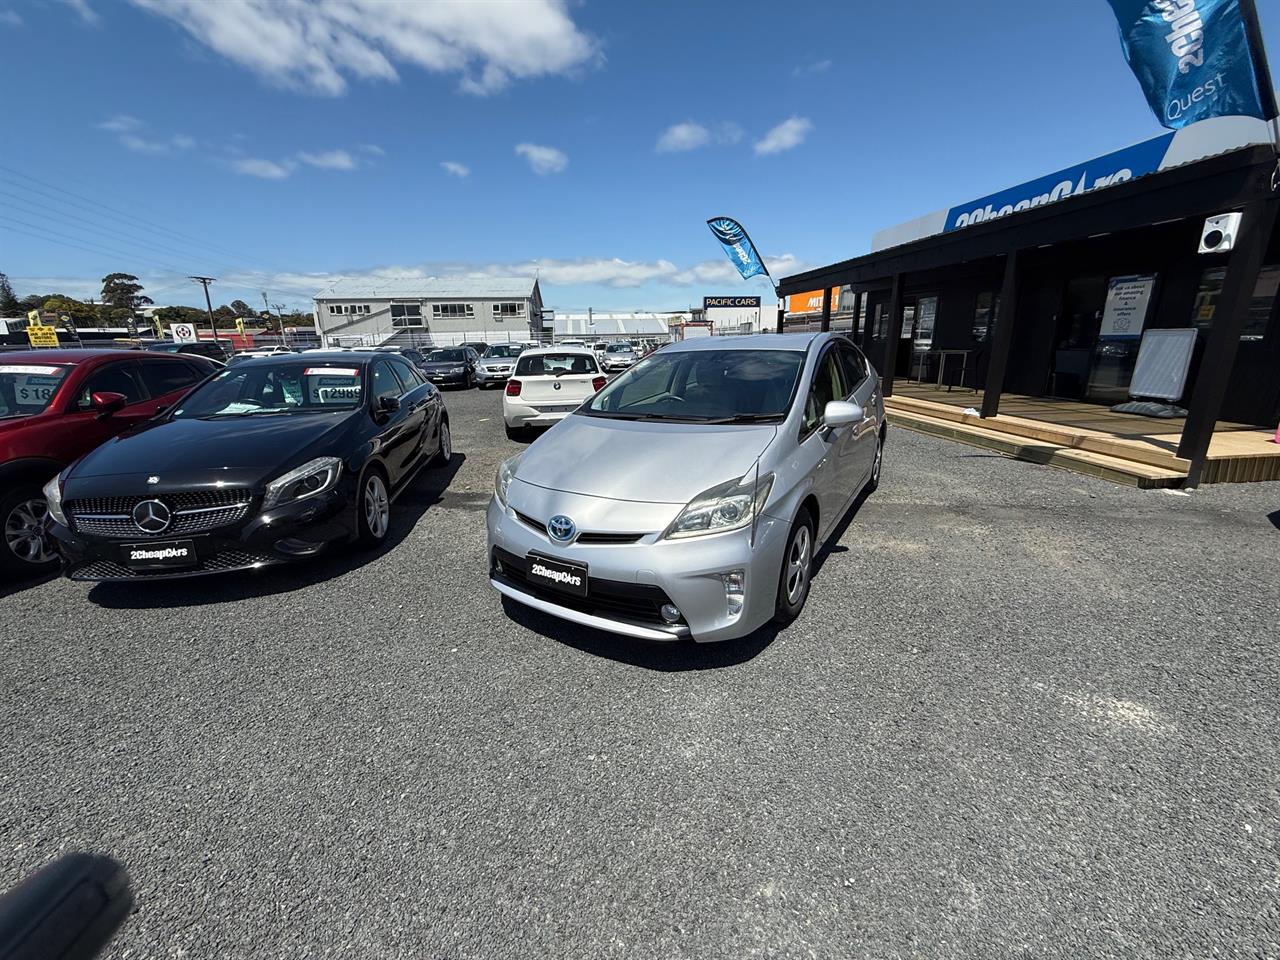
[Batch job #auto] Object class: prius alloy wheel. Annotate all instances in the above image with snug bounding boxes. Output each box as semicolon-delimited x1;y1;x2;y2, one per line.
773;510;814;625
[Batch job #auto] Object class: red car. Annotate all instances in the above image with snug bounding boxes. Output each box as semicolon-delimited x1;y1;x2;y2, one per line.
1;349;218;576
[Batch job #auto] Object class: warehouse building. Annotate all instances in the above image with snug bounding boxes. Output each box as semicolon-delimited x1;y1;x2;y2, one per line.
779;116;1280;486
313;277;544;348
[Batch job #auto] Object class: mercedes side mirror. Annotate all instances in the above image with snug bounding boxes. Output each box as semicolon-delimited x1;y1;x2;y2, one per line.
378;395;401;414
823;400;864;429
91;392;127;417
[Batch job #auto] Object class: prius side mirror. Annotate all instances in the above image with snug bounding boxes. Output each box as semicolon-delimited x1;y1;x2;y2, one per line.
823;400;863;428
91;391;127;417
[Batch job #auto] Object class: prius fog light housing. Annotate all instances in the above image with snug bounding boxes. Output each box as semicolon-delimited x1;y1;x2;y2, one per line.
660;603;682;624
721;570;746;620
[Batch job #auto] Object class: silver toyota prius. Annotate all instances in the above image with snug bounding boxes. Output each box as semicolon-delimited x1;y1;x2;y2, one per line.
486;332;885;643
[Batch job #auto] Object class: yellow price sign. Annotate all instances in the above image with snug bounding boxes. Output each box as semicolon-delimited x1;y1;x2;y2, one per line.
26;325;60;347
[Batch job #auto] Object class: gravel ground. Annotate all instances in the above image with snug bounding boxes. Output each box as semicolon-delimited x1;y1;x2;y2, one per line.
2;386;1278;959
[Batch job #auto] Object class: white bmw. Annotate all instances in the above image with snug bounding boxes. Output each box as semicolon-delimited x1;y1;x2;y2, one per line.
501;347;606;440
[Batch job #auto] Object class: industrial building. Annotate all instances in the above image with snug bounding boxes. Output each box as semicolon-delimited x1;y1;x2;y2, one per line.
313;277;544;348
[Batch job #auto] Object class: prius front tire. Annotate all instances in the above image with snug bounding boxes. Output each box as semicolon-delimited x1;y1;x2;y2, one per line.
772;509;814;625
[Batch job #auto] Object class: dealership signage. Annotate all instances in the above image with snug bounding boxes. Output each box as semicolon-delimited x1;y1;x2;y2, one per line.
170;323;198;344
945;134;1175;232
788;288;841;314
1100;274;1157;339
704;297;761;309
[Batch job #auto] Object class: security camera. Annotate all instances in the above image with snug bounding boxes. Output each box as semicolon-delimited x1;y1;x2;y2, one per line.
1199;212;1242;254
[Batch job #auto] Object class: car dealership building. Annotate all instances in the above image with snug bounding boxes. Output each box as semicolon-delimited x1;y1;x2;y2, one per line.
780;116;1280;485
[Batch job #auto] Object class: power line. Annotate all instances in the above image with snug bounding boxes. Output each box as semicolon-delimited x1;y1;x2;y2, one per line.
0;215;188;275
0;162;278;271
0;190;207;268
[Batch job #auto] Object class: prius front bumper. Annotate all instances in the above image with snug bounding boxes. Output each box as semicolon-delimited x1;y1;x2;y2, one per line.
485;493;788;643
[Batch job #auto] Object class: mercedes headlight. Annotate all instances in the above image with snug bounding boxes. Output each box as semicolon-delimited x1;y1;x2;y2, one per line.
263;456;342;509
495;452;523;508
42;473;68;527
663;470;774;540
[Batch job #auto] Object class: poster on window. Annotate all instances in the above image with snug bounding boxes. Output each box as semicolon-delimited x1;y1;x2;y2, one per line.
1100;274;1155;339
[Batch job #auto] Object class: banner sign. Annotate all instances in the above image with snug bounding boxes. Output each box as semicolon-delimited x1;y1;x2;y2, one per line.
1100;274;1157;338
1105;0;1278;128
26;325;59;348
788;288;841;315
706;217;769;281
170;323;198;344
945;134;1174;232
704;297;761;309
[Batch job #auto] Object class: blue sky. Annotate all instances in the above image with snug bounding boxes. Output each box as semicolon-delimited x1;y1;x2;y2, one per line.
1;0;1278;314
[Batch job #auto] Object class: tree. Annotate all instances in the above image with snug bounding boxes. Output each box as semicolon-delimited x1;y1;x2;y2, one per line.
100;273;153;311
0;273;19;316
229;299;258;319
42;296;100;328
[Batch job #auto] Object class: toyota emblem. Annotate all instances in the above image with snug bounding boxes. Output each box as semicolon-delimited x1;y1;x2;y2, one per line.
132;499;173;534
547;515;576;543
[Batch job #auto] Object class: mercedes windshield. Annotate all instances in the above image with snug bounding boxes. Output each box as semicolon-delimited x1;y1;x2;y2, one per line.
172;362;365;418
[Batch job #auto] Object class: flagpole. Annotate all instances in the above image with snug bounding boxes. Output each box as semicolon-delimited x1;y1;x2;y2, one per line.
1239;0;1280;187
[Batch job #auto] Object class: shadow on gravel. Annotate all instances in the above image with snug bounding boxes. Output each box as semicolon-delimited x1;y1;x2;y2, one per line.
84;454;466;610
0;568;60;602
1269;509;1280;532
499;489;873;672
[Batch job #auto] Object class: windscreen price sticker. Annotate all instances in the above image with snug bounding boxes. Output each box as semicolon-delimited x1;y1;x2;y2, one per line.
1;367;64;406
307;369;361;403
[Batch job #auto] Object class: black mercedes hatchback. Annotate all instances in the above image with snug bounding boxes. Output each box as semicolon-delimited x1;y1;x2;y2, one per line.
45;351;451;581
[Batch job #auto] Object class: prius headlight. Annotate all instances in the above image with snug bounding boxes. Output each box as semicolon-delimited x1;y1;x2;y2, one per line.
42;472;68;527
664;470;774;539
495;452;524;509
263;456;342;509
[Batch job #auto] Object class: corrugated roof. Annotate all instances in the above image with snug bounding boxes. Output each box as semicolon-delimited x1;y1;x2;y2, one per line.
315;277;537;300
554;315;672;336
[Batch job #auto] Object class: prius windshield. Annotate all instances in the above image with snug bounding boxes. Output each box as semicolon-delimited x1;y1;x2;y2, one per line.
172;362;364;418
584;349;804;423
0;363;71;418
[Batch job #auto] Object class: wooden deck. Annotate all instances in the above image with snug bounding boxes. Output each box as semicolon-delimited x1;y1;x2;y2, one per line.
886;383;1280;485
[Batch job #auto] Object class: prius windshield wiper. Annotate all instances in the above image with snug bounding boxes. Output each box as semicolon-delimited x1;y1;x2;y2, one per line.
590;411;726;422
698;413;784;424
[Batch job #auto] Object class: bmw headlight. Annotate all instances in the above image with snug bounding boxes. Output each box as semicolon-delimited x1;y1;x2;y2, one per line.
495;452;523;508
263;456;343;509
42;473;68;527
663;470;774;540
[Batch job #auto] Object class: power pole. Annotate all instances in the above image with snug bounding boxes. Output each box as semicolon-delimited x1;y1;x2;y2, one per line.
190;276;217;339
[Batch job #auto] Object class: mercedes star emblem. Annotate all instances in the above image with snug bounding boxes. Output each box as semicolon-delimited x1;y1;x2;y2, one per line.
132;499;173;534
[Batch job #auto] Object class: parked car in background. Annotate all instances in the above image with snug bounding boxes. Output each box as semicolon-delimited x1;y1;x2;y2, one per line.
475;343;526;388
461;341;490;356
144;340;231;363
590;342;609;358
501;347;606;439
0;349;218;576
487;333;884;642
421;347;479;388
601;342;638;373
46;351;451;582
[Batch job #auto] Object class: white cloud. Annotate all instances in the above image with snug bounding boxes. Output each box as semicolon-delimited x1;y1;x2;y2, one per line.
0;9;22;27
127;0;599;97
515;143;567;175
655;121;743;153
233;157;295;180
97;116;195;154
793;59;831;77
440;161;470;178
97;114;142;133
60;0;98;24
754;116;813;155
359;144;385;156
656;122;709;153
298;149;357;170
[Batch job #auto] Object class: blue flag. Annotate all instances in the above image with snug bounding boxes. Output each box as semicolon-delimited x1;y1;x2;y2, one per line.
706;217;769;281
1106;0;1278;128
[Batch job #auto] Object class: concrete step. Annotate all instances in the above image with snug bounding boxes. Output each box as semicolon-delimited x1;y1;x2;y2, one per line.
886;408;1187;489
885;395;1190;473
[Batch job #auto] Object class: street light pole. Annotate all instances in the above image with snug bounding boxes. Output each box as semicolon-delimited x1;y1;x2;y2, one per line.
190;276;217;339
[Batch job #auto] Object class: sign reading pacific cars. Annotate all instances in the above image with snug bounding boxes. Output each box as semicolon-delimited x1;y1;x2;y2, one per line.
703;296;762;309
